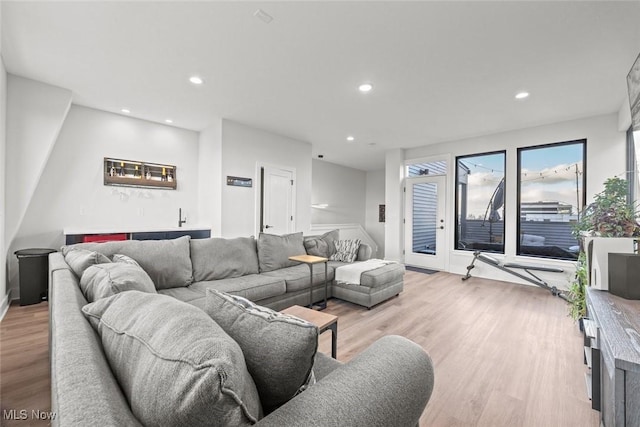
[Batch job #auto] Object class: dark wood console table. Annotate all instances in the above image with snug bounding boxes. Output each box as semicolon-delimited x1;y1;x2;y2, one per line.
64;226;211;244
585;288;640;426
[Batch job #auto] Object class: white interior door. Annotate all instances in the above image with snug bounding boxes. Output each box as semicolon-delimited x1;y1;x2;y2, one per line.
404;175;447;270
262;166;295;234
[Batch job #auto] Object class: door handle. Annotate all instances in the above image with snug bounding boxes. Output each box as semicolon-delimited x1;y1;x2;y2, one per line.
439;226;444;229
265;225;274;229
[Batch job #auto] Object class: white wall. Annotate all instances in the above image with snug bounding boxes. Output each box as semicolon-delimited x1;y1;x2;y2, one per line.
5;75;72;303
391;113;625;289
8;105;199;297
365;169;385;258
220;120;312;238
198;119;223;236
0;56;7;316
385;149;405;262
311;159;366;225
5;75;72;245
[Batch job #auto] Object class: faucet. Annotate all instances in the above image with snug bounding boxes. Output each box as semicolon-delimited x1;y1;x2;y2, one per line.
178;208;187;228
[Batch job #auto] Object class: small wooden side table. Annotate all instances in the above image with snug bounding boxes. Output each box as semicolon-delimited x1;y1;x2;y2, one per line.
288;254;328;310
281;305;338;359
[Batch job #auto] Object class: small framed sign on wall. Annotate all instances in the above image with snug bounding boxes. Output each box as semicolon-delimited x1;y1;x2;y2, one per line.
379;204;386;222
227;176;252;187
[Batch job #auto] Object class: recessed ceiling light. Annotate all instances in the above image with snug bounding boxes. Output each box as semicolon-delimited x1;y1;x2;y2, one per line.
189;76;204;85
346;136;355;142
515;91;529;99
165;119;173;124
358;83;373;93
121;108;130;114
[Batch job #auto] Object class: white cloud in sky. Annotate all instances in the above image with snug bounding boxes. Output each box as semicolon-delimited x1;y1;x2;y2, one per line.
521;161;582;185
462;161;582;218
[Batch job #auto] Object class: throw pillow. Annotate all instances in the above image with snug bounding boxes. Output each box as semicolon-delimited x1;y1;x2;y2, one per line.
82;291;262;427
205;289;318;414
62;236;193;289
303;230;339;258
191;237;259;281
80;263;156;302
257;232;306;273
330;239;362;263
64;249;111;278
111;253;140;267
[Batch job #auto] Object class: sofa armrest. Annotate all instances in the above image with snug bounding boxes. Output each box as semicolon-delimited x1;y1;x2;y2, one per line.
49;252;70;273
256;335;434;427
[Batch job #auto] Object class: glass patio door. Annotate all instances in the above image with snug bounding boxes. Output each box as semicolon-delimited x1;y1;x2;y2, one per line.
404;175;447;270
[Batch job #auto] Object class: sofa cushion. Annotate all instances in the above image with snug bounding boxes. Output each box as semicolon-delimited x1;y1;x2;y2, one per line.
257;232;306;273
157;285;205;303
191;274;286;302
330;239;361;263
82;291;262;427
360;263;405;288
262;264;335;293
205;290;318;414
190;237;259;281
64;249;111;278
303;229;339;259
80;263;156;302
62;236;193;289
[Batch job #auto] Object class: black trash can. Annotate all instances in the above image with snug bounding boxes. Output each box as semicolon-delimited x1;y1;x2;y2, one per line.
15;248;57;306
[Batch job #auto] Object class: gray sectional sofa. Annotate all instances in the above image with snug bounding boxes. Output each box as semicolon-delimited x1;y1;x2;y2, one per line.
49;232;433;426
59;230;405;311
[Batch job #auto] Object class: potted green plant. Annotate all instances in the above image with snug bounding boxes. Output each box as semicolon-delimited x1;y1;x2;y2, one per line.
568;252;587;322
572;177;639;239
568;177;640;321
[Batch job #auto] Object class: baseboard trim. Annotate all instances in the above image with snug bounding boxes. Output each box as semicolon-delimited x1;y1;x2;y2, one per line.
0;290;13;322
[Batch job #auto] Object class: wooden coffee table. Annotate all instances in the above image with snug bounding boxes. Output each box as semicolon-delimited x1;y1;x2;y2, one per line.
281;305;338;359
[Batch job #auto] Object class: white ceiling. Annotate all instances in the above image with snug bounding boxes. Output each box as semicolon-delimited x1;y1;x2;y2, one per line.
2;1;640;171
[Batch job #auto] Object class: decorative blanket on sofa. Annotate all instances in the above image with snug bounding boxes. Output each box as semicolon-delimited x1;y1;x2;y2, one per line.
335;259;397;285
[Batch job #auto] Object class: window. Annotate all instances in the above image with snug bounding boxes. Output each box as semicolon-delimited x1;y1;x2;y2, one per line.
406;160;447;177
517;140;586;260
455;151;506;253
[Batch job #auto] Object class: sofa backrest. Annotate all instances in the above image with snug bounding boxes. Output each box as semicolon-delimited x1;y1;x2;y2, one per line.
303;230;372;262
190;237;259;281
257;232;307;273
61;236;193;289
303;230;339;259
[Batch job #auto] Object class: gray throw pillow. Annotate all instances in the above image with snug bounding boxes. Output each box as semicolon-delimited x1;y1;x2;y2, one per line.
111;253;140;267
303;230;339;258
62;236;193;289
82;291;262;427
191;237;259;281
205;289;318;414
257;232;306;273
64;249;112;278
80;263;156;302
330;239;362;263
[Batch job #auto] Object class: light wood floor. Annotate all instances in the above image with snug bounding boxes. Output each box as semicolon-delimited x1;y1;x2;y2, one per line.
0;300;50;427
0;271;599;426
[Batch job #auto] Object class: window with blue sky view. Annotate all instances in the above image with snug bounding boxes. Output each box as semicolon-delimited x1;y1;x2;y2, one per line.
517;140;586;260
455;151;506;253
